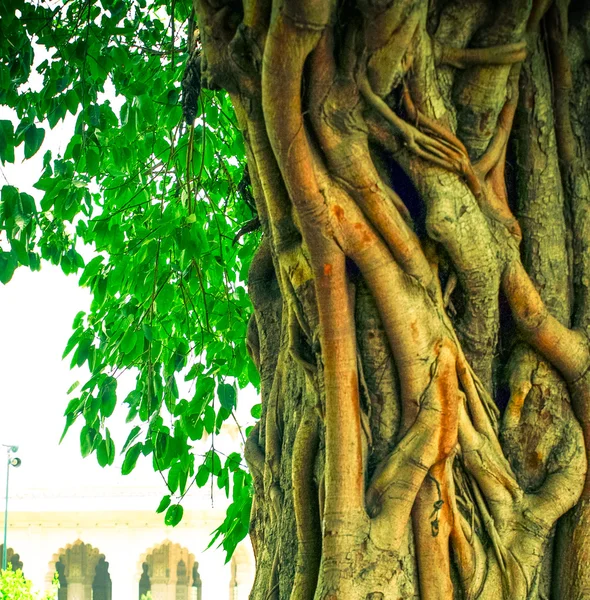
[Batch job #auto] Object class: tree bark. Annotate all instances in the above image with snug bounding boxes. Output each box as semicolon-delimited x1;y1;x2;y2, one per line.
194;0;590;597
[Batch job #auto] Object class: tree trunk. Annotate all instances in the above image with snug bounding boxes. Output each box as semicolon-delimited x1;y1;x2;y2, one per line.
194;1;590;597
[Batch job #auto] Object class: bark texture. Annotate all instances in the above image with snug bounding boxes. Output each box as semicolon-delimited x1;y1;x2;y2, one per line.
193;0;590;597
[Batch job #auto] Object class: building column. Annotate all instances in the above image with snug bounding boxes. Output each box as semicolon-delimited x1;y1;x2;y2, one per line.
150;581;172;600
176;582;189;600
66;580;92;600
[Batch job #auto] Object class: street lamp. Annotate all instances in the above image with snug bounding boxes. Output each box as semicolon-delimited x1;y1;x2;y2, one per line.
2;444;21;571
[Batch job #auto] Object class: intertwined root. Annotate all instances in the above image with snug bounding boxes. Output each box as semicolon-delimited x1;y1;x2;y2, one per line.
197;0;590;597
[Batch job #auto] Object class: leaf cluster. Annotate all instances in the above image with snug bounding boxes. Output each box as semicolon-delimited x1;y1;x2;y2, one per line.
0;0;260;559
0;566;58;600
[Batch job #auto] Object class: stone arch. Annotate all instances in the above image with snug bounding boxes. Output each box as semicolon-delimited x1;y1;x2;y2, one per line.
136;541;195;600
0;544;23;572
48;540;111;600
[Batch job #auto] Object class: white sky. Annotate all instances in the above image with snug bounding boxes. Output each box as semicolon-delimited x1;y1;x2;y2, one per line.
0;263;142;491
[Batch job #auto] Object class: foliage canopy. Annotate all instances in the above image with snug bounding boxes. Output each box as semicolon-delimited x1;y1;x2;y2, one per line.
0;0;257;559
0;566;57;600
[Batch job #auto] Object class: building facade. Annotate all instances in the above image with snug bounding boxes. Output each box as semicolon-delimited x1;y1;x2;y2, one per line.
1;484;254;599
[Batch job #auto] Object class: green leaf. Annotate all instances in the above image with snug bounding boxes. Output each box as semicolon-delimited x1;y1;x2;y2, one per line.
10;238;29;266
120;329;137;355
164;503;184;527
168;462;180;494
0;252;17;284
74;337;92;367
0;120;15;163
64;396;83;416
99;376;117;418
121;442;142;475
121;425;142;453
196;463;209;488
156;494;171;514
142;324;153;341
65;89;80;115
97;439;109;467
63;331;81;359
105;428;115;465
80;425;96;458
60;414;76;444
203;405;215;434
226;452;242;472
88;104;100;127
79;256;104;287
72;311;85;329
206;451;222;476
167;89;179;105
24;125;45;159
85;148;99;176
217;382;236;411
67;381;80;394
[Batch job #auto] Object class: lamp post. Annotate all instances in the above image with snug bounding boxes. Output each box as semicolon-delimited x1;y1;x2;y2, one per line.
2;444;21;571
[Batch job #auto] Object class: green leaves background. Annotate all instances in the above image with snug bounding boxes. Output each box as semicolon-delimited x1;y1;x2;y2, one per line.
0;0;259;560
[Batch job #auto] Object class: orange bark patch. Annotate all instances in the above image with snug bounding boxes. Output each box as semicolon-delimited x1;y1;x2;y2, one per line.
354;222;373;245
323;263;333;276
332;205;344;220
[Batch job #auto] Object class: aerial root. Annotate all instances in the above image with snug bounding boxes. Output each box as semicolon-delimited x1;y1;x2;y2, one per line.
291;407;321;600
448;470;486;599
434;40;527;69
401;84;469;160
360;75;469;174
264;361;285;523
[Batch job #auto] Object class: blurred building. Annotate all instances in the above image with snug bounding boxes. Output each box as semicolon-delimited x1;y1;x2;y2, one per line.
1;478;254;600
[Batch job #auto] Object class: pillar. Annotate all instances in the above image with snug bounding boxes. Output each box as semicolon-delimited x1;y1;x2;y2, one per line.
66;580;91;600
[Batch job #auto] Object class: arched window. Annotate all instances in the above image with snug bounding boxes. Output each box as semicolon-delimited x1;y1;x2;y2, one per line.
138;543;196;600
49;541;110;600
55;556;67;600
0;545;23;573
92;556;112;600
139;562;151;599
191;562;202;600
176;560;189;600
